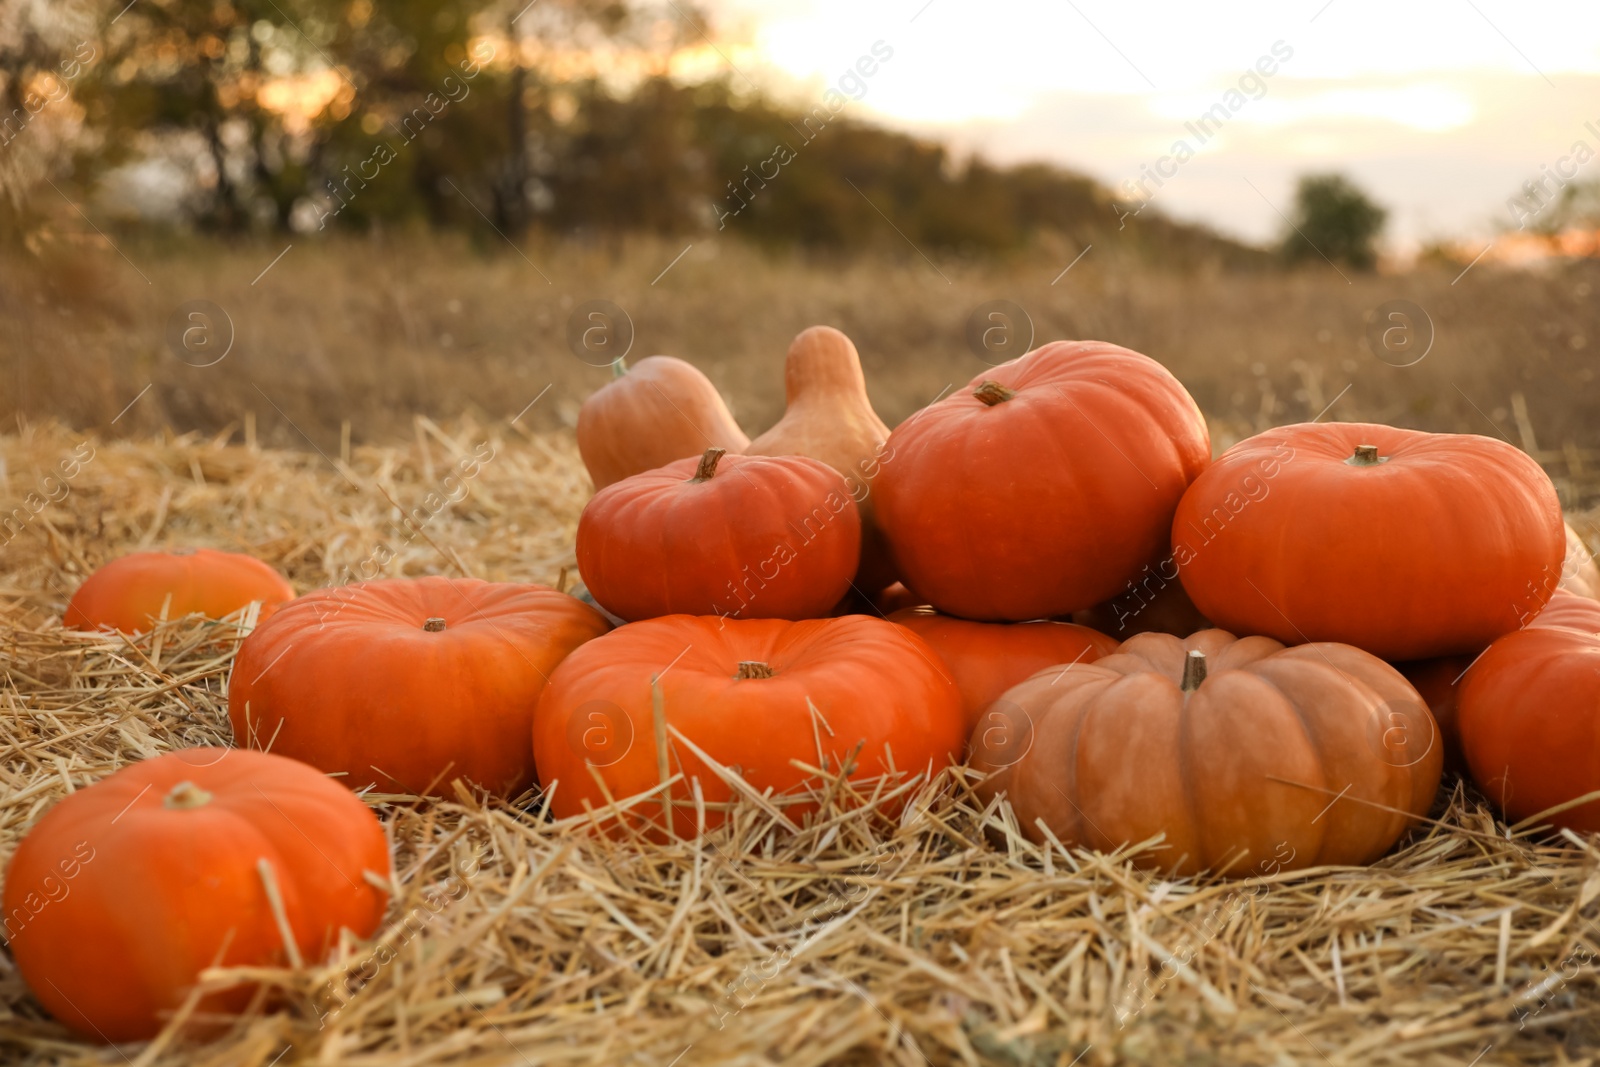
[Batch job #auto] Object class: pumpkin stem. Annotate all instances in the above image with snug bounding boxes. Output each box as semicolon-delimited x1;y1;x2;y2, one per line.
973;380;1015;406
610;356;628;378
1180;650;1207;692
1346;444;1386;466
692;447;726;482
164;780;213;810
736;660;775;680
423;617;447;632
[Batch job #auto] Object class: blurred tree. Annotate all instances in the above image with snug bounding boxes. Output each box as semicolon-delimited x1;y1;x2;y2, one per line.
1537;179;1600;236
1281;173;1387;271
0;0;100;232
4;0;1271;271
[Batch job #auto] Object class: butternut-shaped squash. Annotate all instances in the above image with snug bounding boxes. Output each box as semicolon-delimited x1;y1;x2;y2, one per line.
746;326;896;593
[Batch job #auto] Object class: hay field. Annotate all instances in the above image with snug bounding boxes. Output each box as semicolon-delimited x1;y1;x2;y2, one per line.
2;420;1599;1066
4;236;1599;510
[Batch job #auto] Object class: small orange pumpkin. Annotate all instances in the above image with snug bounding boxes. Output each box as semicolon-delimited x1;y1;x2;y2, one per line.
576;448;860;622
2;748;389;1043
64;549;294;633
230;577;610;797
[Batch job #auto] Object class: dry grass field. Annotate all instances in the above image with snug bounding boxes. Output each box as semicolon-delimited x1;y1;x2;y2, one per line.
5;235;1599;506
3;238;1600;1065
1;421;1599;1067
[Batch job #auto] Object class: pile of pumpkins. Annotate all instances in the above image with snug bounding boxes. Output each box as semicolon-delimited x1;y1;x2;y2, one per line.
7;327;1600;1044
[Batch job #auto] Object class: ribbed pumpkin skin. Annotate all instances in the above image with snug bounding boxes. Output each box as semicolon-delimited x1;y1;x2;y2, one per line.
230;577;610;796
576;356;749;491
1459;622;1600;832
1173;423;1565;661
970;630;1441;876
2;749;389;1043
876;341;1210;621
64;549;294;633
889;607;1118;735
576;451;860;622
532;615;964;835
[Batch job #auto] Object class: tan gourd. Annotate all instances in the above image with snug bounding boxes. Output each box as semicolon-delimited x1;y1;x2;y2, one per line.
746;326;896;593
1560;521;1599;599
576;356;749;491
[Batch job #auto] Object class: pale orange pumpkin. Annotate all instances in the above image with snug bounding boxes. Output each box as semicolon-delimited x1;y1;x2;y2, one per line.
970;629;1442;875
576;355;749;491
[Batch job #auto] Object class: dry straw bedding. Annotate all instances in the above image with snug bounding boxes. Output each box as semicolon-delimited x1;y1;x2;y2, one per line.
0;421;1598;1067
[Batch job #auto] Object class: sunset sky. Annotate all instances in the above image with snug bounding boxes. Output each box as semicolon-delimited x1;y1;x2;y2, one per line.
701;0;1600;251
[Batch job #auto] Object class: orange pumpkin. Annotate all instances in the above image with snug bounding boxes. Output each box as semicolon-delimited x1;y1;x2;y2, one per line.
1396;655;1475;776
2;748;389;1043
576;448;860;621
970;629;1441;875
876;341;1211;621
889;607;1117;734
1398;589;1600;776
745;326;898;593
576;355;749;491
1459;616;1600;832
1173;424;1565;660
230;577;610;797
532;614;964;834
64;548;294;633
1531;587;1600;632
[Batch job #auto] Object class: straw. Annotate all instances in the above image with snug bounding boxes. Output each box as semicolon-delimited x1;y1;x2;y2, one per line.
2;421;1598;1066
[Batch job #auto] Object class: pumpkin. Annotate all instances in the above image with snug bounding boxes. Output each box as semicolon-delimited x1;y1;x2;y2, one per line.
969;629;1441;876
64;548;294;633
1459;615;1600;832
576;355;749;491
745;326;897;593
1530;587;1600;633
1561;521;1600;599
1071;548;1209;638
576;448;860;621
889;607;1117;734
876;341;1210;621
2;748;389;1042
1173;424;1565;661
1396;655;1475;776
1398;589;1600;776
532;614;964;834
230;577;609;797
